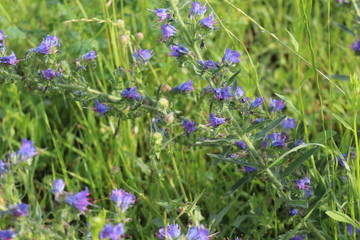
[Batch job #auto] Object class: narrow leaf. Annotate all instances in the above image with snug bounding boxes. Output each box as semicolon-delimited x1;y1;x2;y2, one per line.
226;70;241;87
210;203;233;228
226;176;250;196
275;93;301;116
285;29;299;52
325;211;360;229
254;115;286;140
332;113;353;132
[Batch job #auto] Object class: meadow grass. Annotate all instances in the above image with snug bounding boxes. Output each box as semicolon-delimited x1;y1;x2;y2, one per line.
0;0;359;239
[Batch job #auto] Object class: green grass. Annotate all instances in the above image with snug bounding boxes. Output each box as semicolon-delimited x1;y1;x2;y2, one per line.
0;0;359;239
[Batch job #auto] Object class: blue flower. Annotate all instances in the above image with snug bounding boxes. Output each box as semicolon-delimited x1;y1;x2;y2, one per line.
17;138;38;159
234;87;245;98
251;97;264;108
133;49;153;64
99;223;125;240
32;35;60;54
43;68;56;80
82;50;97;60
94;99;109;116
182;120;197;134
189;2;206;18
235;140;247;149
121;87;143;101
110;189;136;212
213;87;232;100
222;48;241;65
266;133;286;147
0;30;6;47
269;99;286;112
197;60;216;69
52;179;65;194
200;13;216;28
351;39;360;54
0;160;5;175
157;224;181;239
0;229;16;240
151;8;169;22
170;45;189;57
243;166;257;172
161;24;176;40
186;226;210;240
254;118;265;123
65;187;91;213
10;203;29;217
294;177;311;191
172;80;194;92
209;113;226;127
289;236;306;240
347;223;359;236
0;51;17;65
289;208;298;216
281;118;296;130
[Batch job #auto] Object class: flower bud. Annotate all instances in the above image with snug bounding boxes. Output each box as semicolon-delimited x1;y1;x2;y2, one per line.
158;98;169;109
165;112;174;124
135;32;144;42
119;35;129;45
161;84;171;93
116;19;125;29
152;132;163;146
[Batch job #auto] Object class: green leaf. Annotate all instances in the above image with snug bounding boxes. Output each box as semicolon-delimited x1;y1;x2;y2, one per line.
314;130;337;144
244;119;271;133
226;70;241;87
285;29;299;52
286;200;309;209
226;176;251;196
280;147;319;178
332;113;353;132
325;211;360;229
210;202;233;228
332;21;356;37
207;153;247;165
254;115;286;140
275;93;301;116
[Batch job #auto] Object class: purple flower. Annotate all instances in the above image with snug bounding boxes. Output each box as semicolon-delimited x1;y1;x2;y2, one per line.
289;208;298;216
235;140;247;149
289;236;305;240
52;179;65;194
170;45;189;57
0;51;17;65
189;2;206;18
121;87;143;101
82;50;97;60
99;223;125;240
182;120;197;134
151;8;169;22
0;30;6;47
347;223;359;236
157;224;181;239
234;87;245;98
17;138;38;159
64;187;91;213
172;80;194;92
0;160;5;175
282;118;296;130
200;13;216;29
270;99;286;112
94;99;109;116
10;203;29;217
186;226;210;240
266;133;286;147
351;39;360;54
251;97;264;108
243;166;257;172
133;49;153;64
295;177;311;190
222;48;241;65
254;118;265;123
209;113;226;127
43;68;56;80
295;139;304;146
33;35;60;54
0;229;16;240
213;87;232;100
161;24;176;40
110;189;136;212
197;60;216;69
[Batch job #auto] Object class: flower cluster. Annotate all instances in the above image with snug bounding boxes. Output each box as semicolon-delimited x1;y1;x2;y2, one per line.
157;224;210;240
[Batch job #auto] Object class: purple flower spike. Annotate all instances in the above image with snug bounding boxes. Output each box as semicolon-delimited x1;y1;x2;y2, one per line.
172;80;194;92
17;138;38;159
121;87;143;101
33;35;60;54
170;45;189;57
234;87;245;98
266;133;286;148
151;8;169;22
189;2;206;18
43;68;56;80
182;120;197;134
161;24;176;40
0;229;16;240
65;187;91;213
99;223;125;240
110;189;136;212
82;50;97;60
270;99;286;112
282;118;296;130
197;60;216;69
133;49;153;64
222;48;241;65
289;236;306;240
10;203;29;217
295;177;311;190
209;113;226;127
351;39;360;54
157;224;181;239
186;226;210;240
243;166;257;172
94;99;109;116
235;140;247;149
213;87;232;100
0;51;17;65
251;97;264;108
52;179;65;194
289;208;298;216
200;12;216;28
